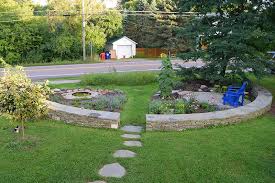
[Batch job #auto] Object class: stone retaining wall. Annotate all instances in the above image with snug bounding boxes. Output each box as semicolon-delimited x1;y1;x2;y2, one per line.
146;86;273;131
47;101;120;129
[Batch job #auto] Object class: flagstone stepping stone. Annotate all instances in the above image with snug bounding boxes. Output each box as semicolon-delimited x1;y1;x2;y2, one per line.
121;134;141;139
98;163;126;178
88;181;106;183
121;125;142;133
123;141;142;147
113;150;136;158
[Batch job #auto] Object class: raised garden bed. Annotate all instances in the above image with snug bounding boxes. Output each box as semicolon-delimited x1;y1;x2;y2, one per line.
146;86;272;131
50;88;127;112
47;88;126;129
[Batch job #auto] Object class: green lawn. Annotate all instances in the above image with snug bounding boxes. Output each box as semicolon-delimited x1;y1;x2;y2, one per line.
49;82;158;126
0;73;274;183
0;119;122;183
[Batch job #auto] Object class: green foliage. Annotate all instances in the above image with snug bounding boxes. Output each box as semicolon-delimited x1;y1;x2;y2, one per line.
149;99;187;114
178;0;275;81
0;59;50;123
122;0;188;51
0;0;123;64
91;95;127;112
158;56;174;98
81;72;158;86
149;98;217;114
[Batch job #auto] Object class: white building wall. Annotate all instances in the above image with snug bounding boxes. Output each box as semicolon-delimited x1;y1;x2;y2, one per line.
112;37;137;59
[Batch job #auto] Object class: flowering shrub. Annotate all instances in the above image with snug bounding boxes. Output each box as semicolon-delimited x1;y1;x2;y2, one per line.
149;98;217;114
0;58;51;138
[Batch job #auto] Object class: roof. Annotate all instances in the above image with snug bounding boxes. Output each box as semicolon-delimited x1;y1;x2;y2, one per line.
112;36;137;45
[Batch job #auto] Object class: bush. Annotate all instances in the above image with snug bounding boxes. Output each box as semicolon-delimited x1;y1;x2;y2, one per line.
174;100;186;114
0;59;51;138
149;99;186;114
92;95;127;111
158;56;175;98
81;72;158;86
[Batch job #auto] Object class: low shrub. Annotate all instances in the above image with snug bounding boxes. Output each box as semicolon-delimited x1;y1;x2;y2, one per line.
149;99;186;114
91;95;127;112
149;98;217;114
69;95;127;112
81;72;158;86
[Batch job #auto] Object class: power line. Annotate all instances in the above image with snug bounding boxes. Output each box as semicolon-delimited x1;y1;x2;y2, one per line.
0;9;197;15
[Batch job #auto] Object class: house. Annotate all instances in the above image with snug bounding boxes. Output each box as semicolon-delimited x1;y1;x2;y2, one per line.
111;36;137;59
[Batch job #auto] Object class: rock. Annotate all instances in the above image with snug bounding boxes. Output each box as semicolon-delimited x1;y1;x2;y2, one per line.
198;89;203;92
121;125;142;133
123;141;142;147
121;134;141;139
98;163;126;178
113;150;136;158
52;88;61;93
200;85;208;89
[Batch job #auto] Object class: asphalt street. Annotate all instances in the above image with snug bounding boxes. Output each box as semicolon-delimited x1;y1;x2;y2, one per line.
0;59;204;80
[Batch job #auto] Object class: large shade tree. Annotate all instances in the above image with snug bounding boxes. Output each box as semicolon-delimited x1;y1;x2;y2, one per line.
122;0;188;51
178;0;275;82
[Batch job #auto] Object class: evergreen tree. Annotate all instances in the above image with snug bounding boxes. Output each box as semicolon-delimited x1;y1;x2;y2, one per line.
178;0;275;81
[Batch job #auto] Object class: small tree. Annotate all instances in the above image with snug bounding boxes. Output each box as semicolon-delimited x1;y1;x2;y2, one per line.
0;58;50;139
159;55;175;98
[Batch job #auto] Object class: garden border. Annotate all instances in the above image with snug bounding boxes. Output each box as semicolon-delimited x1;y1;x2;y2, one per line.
46;101;120;129
146;86;273;131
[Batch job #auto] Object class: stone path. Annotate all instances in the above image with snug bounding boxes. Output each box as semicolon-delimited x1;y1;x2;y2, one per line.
98;163;126;178
121;134;141;139
90;125;143;182
113;150;136;158
123;141;142;147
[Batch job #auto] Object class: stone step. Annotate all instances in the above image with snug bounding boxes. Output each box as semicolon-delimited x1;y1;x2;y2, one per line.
123;141;142;147
121;134;141;139
113;150;136;158
99;163;126;178
121;125;142;133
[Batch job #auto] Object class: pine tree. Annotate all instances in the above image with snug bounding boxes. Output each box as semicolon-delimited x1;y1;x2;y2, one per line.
178;0;275;81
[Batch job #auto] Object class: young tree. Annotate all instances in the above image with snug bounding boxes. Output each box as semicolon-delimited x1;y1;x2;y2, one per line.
159;55;175;98
0;59;51;139
178;0;275;82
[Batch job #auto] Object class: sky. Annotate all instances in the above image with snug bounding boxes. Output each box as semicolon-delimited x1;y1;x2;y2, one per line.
32;0;118;8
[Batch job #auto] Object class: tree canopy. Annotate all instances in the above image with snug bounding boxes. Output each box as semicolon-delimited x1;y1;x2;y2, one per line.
177;0;275;82
0;0;123;64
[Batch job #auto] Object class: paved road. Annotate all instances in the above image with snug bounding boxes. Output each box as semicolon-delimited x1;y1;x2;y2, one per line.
0;59;204;80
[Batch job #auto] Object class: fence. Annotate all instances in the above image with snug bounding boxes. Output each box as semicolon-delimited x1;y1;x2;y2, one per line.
136;48;177;58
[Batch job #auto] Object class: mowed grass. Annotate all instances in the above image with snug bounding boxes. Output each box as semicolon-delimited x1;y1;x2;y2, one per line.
49;82;158;126
0;73;274;183
111;116;275;183
0;118;122;183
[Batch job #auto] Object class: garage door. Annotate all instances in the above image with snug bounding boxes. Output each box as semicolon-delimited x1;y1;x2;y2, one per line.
117;45;132;59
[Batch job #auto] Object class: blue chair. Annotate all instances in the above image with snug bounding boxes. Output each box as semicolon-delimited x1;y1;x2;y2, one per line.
223;82;248;107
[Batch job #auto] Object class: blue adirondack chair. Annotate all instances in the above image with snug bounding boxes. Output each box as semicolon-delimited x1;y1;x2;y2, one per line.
223;82;248;107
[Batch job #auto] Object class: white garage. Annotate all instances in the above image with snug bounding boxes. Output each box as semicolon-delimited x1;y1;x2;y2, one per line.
112;36;137;59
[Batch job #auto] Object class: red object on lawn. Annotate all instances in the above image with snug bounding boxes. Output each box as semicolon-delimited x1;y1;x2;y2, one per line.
100;52;106;60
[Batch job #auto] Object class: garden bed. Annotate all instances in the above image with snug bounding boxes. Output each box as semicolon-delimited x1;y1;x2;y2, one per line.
50;88;127;112
146;86;272;131
149;90;250;115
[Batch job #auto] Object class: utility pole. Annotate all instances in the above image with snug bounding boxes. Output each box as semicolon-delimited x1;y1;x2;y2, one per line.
82;0;86;61
90;42;93;61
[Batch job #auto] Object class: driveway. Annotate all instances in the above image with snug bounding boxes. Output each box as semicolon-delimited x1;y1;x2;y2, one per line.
0;59;205;80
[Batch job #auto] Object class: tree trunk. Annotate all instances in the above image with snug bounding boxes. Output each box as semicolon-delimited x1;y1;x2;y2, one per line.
21;120;25;140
